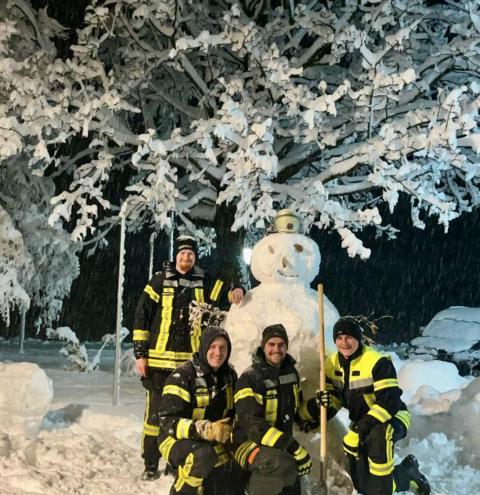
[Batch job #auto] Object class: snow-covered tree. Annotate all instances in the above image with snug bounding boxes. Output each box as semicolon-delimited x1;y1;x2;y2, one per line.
1;0;480;321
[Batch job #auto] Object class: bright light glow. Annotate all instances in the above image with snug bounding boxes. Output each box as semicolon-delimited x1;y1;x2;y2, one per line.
242;247;252;265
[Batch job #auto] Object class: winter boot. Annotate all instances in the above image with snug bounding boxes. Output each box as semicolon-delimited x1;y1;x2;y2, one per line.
141;467;161;481
401;455;431;495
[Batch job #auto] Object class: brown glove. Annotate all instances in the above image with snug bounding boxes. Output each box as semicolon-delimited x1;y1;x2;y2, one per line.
194;418;232;443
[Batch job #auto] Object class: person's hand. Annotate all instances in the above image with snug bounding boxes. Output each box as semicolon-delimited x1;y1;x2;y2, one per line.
316;390;331;408
135;358;148;377
195;418;233;443
291;444;312;476
354;415;379;443
229;288;244;305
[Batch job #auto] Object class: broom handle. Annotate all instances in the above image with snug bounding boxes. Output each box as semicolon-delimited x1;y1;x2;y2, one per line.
318;284;328;489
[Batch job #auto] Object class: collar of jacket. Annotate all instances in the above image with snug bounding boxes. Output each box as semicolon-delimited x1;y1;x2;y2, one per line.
338;342;365;368
252;346;296;371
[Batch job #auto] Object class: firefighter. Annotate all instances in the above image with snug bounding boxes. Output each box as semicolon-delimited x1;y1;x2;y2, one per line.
157;325;243;495
231;324;319;495
133;235;244;480
317;317;431;495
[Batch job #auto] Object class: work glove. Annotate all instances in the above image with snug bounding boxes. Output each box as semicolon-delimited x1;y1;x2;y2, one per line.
316;390;331;409
194;418;232;443
353;415;380;444
287;440;312;476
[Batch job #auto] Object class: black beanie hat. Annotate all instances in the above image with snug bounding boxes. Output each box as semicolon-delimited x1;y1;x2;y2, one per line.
199;326;232;368
333;317;362;343
174;235;198;258
261;324;289;348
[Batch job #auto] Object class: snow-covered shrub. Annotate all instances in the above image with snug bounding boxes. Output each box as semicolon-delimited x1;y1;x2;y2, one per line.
47;326;129;372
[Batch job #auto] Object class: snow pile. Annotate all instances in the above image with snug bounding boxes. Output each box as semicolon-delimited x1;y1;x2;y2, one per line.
412;306;480;353
0;362;53;437
225;232;339;385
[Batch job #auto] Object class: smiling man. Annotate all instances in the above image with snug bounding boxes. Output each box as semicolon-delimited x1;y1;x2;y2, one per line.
231;324;320;495
133;235;244;480
318;317;431;495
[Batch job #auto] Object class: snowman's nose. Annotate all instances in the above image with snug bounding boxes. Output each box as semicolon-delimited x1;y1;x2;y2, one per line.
282;256;288;268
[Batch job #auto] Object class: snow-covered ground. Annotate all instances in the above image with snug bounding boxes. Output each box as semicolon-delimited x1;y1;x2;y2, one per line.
1;338;480;494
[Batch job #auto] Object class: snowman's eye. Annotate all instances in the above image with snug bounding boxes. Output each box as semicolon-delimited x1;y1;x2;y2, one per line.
268;245;275;254
294;244;303;253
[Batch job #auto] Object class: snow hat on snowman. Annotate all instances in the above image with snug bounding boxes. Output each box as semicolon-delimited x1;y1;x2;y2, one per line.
174;235;198;257
333;317;363;342
261;323;289;348
273;208;302;234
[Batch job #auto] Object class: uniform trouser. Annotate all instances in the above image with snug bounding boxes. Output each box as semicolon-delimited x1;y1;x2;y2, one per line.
343;417;411;495
234;443;300;495
165;439;245;495
141;369;171;470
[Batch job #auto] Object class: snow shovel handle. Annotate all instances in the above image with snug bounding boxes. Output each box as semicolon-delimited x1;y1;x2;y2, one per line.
318;284;328;491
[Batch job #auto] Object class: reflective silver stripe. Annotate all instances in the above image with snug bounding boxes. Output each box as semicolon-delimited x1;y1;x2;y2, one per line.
178;279;204;288
331;379;343;390
163;279;179;287
349;378;374;390
263;373;297;389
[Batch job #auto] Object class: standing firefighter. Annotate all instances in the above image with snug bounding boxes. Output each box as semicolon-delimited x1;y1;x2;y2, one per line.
133;235;244;480
157;326;243;495
231;324;320;495
318;317;431;495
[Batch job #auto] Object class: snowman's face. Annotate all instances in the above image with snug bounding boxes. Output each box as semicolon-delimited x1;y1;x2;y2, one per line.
250;233;321;285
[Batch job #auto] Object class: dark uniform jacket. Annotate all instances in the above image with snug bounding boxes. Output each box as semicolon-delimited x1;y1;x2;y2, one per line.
325;344;411;429
231;348;318;466
133;264;235;371
157;343;236;463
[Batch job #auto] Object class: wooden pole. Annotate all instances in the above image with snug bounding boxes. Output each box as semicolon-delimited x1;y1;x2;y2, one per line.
318;284;328;492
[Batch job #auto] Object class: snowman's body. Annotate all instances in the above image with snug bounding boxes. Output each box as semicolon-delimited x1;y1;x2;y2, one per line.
225;232;340;393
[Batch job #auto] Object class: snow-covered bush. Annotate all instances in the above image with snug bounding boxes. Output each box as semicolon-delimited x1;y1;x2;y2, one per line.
47;326;129;372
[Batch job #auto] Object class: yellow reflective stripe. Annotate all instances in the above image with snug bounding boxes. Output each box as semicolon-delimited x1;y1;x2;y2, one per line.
147;358;185;370
159;436;176;461
234;441;257;467
293;384;299;411
343;429;359;457
265;390;278;425
213;444;229;467
155;288;174;351
373;378;399;392
386;424;394;464
175;452;203;491
133;329;149;341
194;287;204;304
149;349;192;360
192;408;206;420
368;404;392;423
368;457;394;476
176;418;193;439
209;280;224;301
234;388;263;404
395;410;412;429
261;427;284;447
144;284;160;303
297;401;314;422
143;422;160;436
163;384;191;403
363;393;375;408
226;385;234;410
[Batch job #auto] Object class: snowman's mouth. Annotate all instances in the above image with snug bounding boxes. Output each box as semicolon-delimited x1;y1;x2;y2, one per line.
277;269;298;278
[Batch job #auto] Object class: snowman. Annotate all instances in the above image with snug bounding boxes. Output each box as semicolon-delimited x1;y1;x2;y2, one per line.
224;209;340;395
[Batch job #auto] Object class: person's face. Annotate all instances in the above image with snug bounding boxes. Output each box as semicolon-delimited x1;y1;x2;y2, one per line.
206;337;229;371
264;337;287;367
175;249;196;273
335;334;359;358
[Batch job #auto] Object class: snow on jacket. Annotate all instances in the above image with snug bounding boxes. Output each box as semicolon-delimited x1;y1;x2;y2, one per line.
156;327;236;459
325;344;410;429
231;347;318;459
133;263;238;370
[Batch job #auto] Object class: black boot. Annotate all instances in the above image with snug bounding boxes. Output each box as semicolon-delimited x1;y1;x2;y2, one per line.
400;455;431;495
141;466;161;481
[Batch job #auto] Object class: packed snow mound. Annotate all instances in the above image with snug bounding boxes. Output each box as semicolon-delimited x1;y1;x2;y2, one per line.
225;232;339;381
0;362;53;437
397;359;471;414
412;306;480;353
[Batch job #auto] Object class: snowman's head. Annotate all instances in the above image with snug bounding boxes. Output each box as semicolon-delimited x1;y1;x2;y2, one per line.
250;232;320;285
